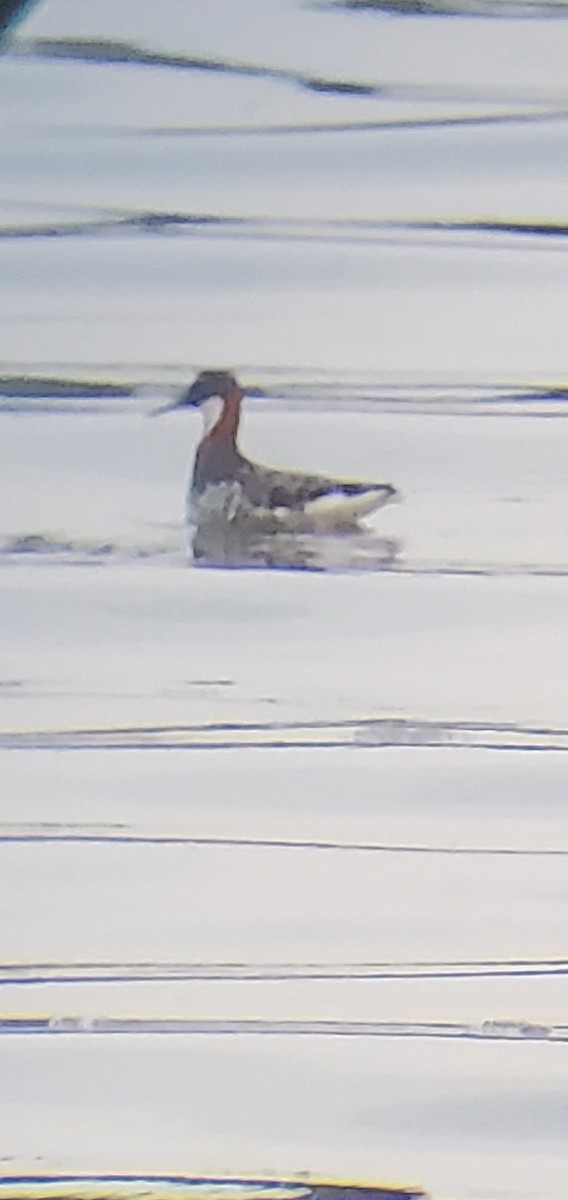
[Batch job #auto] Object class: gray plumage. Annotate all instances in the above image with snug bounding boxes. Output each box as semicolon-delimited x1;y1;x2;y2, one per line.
192;437;395;512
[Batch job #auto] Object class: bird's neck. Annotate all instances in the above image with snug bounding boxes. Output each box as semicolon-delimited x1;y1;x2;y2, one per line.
201;388;242;443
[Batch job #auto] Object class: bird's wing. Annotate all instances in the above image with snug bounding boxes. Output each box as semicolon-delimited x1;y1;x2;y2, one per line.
237;457;393;510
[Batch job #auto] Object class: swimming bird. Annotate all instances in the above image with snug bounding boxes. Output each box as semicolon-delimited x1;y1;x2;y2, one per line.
162;369;398;534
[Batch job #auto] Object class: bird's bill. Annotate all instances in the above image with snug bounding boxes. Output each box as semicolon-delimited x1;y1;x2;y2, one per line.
149;397;187;417
150;383;263;417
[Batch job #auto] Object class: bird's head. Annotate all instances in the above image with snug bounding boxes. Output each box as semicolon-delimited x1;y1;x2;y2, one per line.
178;370;240;408
153;370;240;417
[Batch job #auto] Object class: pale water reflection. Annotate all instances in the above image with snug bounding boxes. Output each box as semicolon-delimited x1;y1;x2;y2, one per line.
192;523;401;571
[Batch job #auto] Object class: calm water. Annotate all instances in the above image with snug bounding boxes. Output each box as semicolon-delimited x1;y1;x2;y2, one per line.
2;2;568;1198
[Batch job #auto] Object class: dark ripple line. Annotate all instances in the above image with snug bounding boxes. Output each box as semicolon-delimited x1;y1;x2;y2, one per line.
1;830;567;857
2;716;568;753
321;0;568;15
0;1015;564;1041
5;211;568;245
14;109;568;139
1;957;568;985
15;37;568;107
3;548;568;573
0;36;491;100
0;1179;423;1200
2;714;568;735
2;360;568;404
139;108;568;137
11;37;388;95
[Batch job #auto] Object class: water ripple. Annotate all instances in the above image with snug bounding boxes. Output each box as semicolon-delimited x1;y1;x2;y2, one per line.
0;1014;564;1043
1;957;567;984
0;1179;424;1200
1;716;568;752
321;0;568;16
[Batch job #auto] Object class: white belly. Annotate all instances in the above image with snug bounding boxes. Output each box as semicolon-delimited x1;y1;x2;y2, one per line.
304;488;394;530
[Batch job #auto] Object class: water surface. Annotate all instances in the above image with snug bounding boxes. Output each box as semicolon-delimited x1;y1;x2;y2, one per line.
1;2;568;1198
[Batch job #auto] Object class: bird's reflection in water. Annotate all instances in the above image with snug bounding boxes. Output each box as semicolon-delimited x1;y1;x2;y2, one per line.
191;516;401;572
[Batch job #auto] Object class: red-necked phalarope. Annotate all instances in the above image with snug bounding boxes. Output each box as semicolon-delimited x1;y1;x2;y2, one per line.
162;369;398;533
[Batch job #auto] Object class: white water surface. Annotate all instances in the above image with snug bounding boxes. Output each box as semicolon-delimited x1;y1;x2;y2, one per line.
1;2;568;1198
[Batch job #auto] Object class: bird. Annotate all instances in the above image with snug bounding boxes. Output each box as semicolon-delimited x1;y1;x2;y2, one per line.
160;369;398;535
